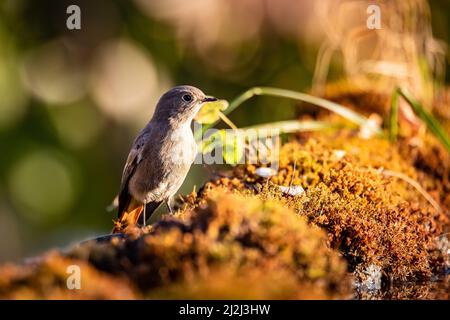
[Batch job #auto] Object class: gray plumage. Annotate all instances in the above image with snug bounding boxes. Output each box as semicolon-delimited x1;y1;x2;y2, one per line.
114;85;216;232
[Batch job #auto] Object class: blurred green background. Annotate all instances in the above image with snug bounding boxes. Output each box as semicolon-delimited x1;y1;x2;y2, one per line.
0;0;449;262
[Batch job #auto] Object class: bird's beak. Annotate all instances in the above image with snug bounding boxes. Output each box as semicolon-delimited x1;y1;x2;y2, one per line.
202;96;218;102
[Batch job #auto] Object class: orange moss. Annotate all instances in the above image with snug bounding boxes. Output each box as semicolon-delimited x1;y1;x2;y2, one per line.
0;252;139;299
2;191;351;299
70;191;350;299
203;132;448;282
0;191;349;299
147;264;348;300
322;81;391;117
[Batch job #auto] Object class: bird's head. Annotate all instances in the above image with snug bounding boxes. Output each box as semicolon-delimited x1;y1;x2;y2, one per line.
152;85;217;126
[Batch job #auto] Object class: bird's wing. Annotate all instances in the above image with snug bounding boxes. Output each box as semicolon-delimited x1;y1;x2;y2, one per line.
117;132;149;216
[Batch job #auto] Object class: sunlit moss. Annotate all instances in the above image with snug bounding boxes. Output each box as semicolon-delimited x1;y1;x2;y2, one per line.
0;191;351;299
0;252;138;299
72;191;350;299
204;131;449;282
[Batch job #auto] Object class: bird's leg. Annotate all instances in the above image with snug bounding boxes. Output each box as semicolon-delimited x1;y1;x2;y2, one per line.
166;197;174;215
142;203;146;227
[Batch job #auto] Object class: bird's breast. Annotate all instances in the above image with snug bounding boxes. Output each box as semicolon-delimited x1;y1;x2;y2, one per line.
165;127;197;166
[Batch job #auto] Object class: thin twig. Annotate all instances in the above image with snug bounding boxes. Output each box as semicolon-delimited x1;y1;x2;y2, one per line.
381;169;442;213
289;160;297;193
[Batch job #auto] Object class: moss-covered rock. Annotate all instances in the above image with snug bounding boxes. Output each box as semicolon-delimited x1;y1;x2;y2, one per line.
0;191;351;299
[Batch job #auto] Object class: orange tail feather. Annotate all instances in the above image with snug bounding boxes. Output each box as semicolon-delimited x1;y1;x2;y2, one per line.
112;198;144;233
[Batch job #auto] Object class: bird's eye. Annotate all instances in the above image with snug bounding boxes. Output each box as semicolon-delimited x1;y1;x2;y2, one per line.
182;94;192;102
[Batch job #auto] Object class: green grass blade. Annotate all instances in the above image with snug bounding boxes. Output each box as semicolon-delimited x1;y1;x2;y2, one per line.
398;87;450;153
389;89;400;141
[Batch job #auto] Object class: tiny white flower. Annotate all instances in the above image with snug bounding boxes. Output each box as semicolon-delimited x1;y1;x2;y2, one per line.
333;149;346;160
279;185;305;196
359;114;382;140
255;167;277;178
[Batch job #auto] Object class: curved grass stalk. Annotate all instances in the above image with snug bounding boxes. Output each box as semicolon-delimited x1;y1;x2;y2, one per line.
201;87;378;135
241;120;343;134
217;111;238;131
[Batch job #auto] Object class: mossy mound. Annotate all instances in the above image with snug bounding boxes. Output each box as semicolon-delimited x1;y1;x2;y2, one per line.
201;132;448;282
0;252;139;299
0;191;351;299
322;81;392;117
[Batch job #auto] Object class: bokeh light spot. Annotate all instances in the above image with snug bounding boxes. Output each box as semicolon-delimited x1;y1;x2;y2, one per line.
8;151;78;224
50;101;104;149
89;39;171;127
20;40;87;105
0;26;28;130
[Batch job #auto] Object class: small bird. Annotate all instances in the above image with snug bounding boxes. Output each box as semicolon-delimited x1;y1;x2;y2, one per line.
112;85;217;233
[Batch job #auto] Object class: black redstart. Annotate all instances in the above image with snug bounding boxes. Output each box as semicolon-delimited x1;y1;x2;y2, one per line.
112;85;217;233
